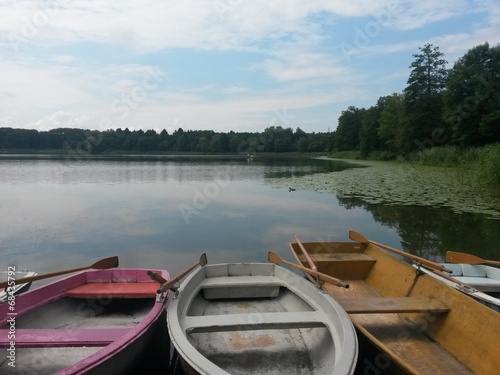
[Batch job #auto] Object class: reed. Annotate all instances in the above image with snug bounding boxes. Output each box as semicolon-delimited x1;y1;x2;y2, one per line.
407;146;475;167
472;143;500;187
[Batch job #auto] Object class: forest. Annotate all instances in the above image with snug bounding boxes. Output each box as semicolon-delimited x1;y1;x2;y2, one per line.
0;126;329;154
331;42;500;158
0;42;498;157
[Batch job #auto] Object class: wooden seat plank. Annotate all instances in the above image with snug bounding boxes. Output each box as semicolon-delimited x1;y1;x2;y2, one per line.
298;253;376;280
336;296;449;314
184;311;326;333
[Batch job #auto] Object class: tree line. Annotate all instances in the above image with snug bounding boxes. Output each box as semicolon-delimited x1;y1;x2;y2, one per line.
0;126;330;154
330;42;500;158
2;42;498;157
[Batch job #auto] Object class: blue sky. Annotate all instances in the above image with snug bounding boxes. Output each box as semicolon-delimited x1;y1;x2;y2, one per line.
0;0;498;133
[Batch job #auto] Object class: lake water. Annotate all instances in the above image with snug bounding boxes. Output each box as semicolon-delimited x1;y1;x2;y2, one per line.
1;155;499;280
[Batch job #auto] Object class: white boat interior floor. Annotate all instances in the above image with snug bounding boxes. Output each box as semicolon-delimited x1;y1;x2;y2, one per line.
183;287;335;375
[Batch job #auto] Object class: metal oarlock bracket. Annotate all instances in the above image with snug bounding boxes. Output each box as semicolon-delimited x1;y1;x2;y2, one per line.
405;263;424;297
170;286;180;298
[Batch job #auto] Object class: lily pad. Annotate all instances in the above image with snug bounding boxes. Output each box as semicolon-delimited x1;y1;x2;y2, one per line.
269;159;500;218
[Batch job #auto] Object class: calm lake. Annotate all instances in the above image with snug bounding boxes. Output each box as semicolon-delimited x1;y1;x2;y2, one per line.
1;155;499;279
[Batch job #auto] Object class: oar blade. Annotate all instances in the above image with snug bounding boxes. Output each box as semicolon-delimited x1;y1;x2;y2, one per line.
446;251;484;265
268;251;281;264
349;230;368;243
199;253;208;267
91;256;119;269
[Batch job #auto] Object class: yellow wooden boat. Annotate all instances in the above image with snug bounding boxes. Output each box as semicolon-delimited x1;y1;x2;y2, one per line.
289;231;500;375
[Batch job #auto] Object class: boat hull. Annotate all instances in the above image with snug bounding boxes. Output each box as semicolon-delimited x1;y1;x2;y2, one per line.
0;271;37;303
290;240;500;375
167;262;358;375
0;268;169;375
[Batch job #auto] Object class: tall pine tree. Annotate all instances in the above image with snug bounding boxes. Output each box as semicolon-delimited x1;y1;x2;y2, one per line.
403;44;448;152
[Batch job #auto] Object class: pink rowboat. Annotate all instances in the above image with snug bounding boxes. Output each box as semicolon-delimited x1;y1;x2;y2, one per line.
0;268;170;375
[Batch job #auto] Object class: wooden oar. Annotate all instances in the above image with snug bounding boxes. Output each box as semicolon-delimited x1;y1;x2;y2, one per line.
157;253;208;294
446;251;500;266
424;267;474;289
268;251;349;288
147;270;168;284
0;256;119;289
294;234;317;272
349;230;452;273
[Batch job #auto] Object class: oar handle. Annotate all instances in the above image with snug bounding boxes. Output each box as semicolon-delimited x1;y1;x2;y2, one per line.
426;267;473;289
0;266;85;289
294;235;317;272
0;256;119;289
157;253;208;294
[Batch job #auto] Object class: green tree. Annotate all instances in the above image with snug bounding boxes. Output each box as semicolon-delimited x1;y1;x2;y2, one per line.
359;97;386;157
210;133;229;153
334;106;365;152
196;137;210;153
403;44;448;152
378;93;406;154
444;42;500;146
297;137;308;152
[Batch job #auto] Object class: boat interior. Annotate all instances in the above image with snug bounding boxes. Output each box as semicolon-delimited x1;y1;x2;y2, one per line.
443;262;500;293
290;241;500;375
172;263;349;375
0;276;160;375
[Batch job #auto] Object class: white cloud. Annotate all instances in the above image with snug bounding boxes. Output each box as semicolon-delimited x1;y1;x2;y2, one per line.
52;54;79;64
385;0;469;30
0;1;496;133
0;1;471;52
253;51;352;82
0;60;92;115
26;111;96;131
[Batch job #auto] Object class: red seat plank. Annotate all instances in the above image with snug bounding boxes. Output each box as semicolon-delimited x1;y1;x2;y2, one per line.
65;282;158;297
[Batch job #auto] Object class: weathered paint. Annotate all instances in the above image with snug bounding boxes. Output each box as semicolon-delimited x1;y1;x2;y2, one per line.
167;262;358;375
0;268;169;375
290;240;500;375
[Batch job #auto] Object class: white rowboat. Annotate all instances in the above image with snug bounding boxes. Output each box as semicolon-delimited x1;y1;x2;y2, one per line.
167;262;358;375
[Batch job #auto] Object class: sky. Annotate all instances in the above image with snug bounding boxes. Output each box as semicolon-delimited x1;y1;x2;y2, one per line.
0;1;499;134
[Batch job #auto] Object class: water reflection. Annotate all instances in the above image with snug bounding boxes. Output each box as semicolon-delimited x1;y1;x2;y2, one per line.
338;197;500;261
0;156;498;281
0;156;358;185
